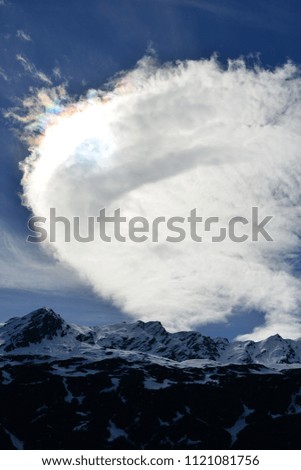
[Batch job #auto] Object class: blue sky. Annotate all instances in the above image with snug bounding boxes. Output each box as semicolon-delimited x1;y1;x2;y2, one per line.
1;0;301;338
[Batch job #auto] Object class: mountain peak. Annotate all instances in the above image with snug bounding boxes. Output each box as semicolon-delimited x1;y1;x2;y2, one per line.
2;308;68;352
23;307;62;322
135;320;167;335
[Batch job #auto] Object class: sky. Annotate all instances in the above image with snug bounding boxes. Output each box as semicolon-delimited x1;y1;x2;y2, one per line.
1;0;301;339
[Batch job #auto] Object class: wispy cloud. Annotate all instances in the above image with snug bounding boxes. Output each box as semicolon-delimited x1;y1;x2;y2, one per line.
52;66;62;80
16;54;52;85
151;0;249;17
0;67;8;81
0;225;80;292
153;0;296;33
17;30;32;42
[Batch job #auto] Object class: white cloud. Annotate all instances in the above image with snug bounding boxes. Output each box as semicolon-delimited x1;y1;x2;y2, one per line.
16;54;52;85
17;30;32;42
17;56;301;340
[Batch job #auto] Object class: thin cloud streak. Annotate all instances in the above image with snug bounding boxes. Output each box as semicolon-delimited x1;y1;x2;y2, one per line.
17;30;32;42
16;54;52;85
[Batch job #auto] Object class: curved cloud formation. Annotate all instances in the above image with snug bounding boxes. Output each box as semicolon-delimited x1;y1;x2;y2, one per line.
18;56;301;340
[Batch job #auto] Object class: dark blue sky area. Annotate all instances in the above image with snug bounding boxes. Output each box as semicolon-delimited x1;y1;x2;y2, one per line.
0;0;300;336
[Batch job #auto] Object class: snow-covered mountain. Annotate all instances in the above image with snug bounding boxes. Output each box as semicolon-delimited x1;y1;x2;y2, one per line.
0;307;300;368
1;308;301;450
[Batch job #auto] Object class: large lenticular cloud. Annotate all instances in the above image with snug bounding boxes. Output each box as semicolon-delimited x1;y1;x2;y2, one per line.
19;56;301;339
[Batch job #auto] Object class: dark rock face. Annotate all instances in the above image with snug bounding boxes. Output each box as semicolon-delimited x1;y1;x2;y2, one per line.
75;332;95;344
1;355;301;450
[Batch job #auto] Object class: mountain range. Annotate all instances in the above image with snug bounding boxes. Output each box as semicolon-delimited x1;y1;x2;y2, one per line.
1;307;300;366
1;308;301;449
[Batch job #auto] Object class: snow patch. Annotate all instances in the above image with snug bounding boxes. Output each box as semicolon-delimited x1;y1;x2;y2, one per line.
226;404;254;446
107;420;127;441
1;369;13;385
3;428;23;450
143;378;173;390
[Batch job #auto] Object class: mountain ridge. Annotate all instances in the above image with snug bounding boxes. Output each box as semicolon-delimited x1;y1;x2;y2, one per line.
1;307;301;368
